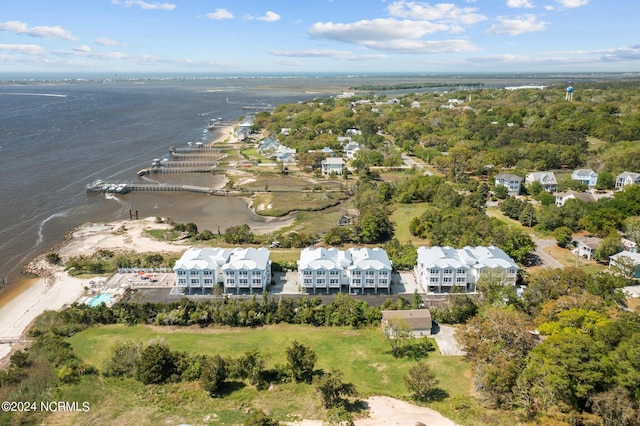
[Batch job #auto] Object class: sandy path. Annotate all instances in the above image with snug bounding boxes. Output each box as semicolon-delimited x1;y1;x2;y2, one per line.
286;396;459;426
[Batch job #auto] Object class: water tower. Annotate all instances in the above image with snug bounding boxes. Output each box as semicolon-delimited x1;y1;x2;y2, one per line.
565;85;574;101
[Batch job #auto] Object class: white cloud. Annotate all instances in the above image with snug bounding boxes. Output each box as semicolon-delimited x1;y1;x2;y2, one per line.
310;18;449;43
387;1;486;25
111;0;176;11
206;9;234;20
0;20;77;41
269;49;351;59
486;14;547;35
95;38;122;46
74;45;92;53
555;0;588;7
507;0;535;8
257;11;281;22
0;43;45;55
269;49;387;62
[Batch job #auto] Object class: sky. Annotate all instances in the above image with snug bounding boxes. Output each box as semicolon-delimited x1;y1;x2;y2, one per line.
1;0;640;75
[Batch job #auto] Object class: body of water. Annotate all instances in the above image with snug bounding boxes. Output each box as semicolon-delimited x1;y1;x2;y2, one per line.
0;78;317;288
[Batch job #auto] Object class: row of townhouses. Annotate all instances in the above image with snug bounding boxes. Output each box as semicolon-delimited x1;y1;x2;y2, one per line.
173;245;518;295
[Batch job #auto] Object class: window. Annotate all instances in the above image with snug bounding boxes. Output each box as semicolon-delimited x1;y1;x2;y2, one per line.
316;270;325;276
429;269;439;275
430;277;439;283
330;279;339;285
225;270;234;276
379;279;388;285
203;270;212;276
352;270;361;276
379;270;388;276
239;279;248;285
303;279;312;285
444;269;452;274
238;270;248;276
456;269;465;274
190;278;199;284
316;279;325;285
365;279;375;285
252;270;261;276
303;270;312;276
190;270;199;275
177;270;186;276
456;277;466;283
443;277;452;283
365;270;375;276
330;270;339;276
227;279;235;284
352;279;361;284
178;278;187;284
204;279;213;284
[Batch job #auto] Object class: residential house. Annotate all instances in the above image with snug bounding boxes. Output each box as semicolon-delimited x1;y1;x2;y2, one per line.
609;251;640;278
555;190;596;207
174;247;271;294
222;248;272;295
415;246;518;293
298;247;392;294
615;171;640;190
381;309;432;337
321;157;345;175
173;247;231;292
343;141;365;160
576;236;602;260
525;172;558;192
494;173;523;196
571;169;598;189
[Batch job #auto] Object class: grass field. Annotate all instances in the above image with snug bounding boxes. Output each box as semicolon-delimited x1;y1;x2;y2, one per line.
62;323;490;425
390;202;428;244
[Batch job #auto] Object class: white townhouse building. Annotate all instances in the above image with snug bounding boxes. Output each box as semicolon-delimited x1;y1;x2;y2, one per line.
525;172;558;193
321;157;345;175
173;247;271;294
222;248;271;295
298;247;392;295
173;247;232;292
494;173;523;196
415;246;518;294
615;171;640;190
571;169;598;189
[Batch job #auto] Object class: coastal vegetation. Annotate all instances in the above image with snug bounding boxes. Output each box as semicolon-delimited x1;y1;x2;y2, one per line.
4;80;640;425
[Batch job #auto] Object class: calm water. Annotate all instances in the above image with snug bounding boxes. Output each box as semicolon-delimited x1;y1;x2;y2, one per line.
0;79;316;287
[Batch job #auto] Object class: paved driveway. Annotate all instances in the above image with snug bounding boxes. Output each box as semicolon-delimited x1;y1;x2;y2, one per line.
432;324;466;356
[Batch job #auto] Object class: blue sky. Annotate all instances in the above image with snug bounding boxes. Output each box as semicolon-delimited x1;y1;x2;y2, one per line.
1;0;639;75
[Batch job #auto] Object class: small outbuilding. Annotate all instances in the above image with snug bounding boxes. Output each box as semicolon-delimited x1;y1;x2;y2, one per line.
381;309;432;337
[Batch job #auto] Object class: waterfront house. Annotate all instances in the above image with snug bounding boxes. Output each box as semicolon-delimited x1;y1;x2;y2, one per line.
615;171;640;190
298;247;392;294
525;172;558;192
494;173;523;196
174;247;271;294
381;309;432;337
173;247;232;292
415;246;518;293
321;157;345;175
222;248;271;295
555;190;596;207
571;169;598;189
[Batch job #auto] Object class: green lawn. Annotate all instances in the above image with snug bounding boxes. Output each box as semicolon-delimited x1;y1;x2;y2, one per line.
64;323;482;425
390;202;429;244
